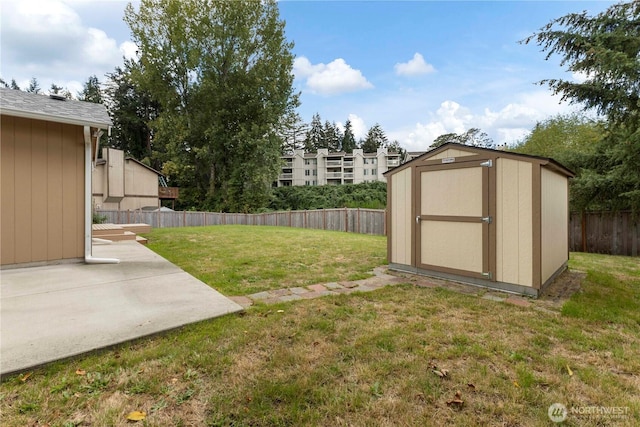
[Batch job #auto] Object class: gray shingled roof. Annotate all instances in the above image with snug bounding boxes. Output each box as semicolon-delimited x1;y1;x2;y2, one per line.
0;88;112;128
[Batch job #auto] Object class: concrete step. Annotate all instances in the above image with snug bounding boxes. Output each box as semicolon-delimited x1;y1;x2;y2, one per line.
120;223;152;234
136;235;148;245
94;231;137;242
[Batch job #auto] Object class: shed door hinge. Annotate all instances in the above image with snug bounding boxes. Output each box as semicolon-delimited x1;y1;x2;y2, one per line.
480;159;493;167
482;216;492;224
482;272;492;279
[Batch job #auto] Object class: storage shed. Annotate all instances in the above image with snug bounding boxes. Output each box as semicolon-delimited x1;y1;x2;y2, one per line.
385;143;574;296
1;88;112;268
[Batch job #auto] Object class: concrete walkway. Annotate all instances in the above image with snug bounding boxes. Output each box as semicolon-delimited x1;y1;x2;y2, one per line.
0;241;243;377
228;267;536;309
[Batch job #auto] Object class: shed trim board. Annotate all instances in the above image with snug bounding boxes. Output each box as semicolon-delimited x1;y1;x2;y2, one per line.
385;143;574;297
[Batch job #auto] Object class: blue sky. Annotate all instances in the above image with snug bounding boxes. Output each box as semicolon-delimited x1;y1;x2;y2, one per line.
0;0;614;151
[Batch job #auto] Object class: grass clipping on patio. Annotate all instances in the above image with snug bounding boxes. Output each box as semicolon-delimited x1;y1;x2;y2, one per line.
1;226;639;426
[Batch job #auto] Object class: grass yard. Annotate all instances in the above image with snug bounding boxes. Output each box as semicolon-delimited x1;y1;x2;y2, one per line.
144;225;387;295
1;226;639;426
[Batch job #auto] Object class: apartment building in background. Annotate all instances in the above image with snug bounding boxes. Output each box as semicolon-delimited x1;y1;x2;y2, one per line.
277;148;403;187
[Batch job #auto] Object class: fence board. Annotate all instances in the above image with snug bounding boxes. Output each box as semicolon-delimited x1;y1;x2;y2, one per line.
569;211;639;256
97;208;388;236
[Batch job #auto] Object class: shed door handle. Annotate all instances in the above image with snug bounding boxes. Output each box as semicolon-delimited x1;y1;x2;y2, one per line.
416;215;421;224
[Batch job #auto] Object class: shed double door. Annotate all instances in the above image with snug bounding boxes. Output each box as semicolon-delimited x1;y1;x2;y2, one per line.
415;159;493;280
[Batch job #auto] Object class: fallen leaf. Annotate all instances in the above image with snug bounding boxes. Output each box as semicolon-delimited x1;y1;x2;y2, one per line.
75;369;86;376
566;365;573;376
433;370;445;378
455;390;462;399
513;381;520;388
446;398;464;407
277;310;285;313
126;411;146;421
467;383;476;390
20;372;32;382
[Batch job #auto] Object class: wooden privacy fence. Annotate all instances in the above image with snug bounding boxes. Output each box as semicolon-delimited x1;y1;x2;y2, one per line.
97;208;387;236
97;209;638;255
570;211;639;256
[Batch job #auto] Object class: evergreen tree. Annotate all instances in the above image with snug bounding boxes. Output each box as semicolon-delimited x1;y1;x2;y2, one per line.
361;123;387;153
26;77;41;94
278;111;307;154
78;75;103;103
524;1;640;211
323;120;342;152
104;60;161;164
341;119;357;153
49;83;63;94
304;113;324;152
10;79;20;90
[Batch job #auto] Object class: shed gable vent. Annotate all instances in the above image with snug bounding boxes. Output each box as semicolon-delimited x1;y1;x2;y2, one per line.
49;94;66;101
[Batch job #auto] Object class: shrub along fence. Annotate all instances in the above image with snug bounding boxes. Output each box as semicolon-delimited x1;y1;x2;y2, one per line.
570;211;639;256
97;208;387;236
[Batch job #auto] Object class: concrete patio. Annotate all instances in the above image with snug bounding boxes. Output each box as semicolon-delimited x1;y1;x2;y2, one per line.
0;241;243;377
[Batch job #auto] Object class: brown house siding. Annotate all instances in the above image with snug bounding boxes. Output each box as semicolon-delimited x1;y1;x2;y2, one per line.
1;116;85;266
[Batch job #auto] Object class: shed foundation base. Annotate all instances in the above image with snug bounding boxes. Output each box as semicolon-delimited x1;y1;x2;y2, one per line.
388;262;568;298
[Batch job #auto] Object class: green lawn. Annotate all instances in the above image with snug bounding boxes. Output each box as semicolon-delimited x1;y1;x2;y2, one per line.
144;225;387;295
1;226;639;426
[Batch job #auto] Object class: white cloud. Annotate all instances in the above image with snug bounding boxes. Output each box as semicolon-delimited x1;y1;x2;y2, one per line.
0;0;132;91
337;113;368;141
120;41;139;61
394;53;435;76
293;56;373;96
397;91;575;152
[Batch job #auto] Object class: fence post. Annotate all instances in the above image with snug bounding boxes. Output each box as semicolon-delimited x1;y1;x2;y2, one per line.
581;212;587;253
357;208;361;234
384;209;387;236
345;207;348;232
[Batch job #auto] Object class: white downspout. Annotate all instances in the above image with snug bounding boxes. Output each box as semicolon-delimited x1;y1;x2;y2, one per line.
84;126;119;264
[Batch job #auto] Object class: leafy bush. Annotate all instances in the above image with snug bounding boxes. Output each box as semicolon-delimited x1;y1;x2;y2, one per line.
269;181;387;211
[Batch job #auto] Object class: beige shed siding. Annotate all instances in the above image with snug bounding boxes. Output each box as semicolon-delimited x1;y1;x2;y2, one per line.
429;148;478;160
421;167;483;216
421;221;483;273
390;167;412;265
1;116;85;265
541;168;569;282
495;158;533;287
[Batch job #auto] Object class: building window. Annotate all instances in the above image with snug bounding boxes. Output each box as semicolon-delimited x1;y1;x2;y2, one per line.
364;169;369;176
305;169;310;176
364;158;369;165
371;158;377;164
313;169;317;176
372;168;377;175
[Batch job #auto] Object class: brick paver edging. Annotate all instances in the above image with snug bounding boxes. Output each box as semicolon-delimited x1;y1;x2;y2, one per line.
228;267;538;310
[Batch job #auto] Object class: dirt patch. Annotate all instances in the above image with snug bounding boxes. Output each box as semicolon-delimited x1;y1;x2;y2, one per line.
538;269;585;306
